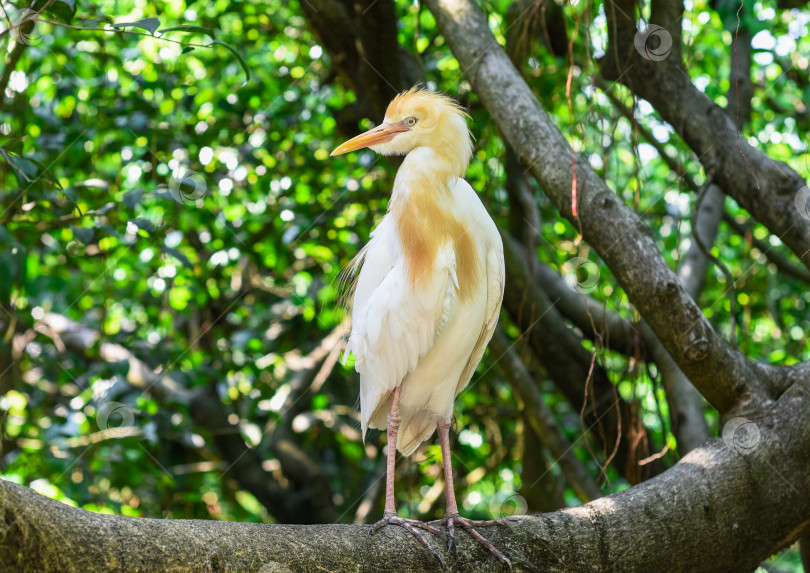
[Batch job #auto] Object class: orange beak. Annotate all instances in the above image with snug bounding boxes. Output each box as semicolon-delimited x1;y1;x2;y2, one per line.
330;121;410;156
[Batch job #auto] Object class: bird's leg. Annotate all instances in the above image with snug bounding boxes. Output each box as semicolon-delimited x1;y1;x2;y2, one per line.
429;419;512;568
383;386;401;515
368;387;445;565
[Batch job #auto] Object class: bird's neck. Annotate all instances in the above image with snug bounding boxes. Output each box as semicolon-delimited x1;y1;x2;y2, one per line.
390;147;465;207
388;147;479;302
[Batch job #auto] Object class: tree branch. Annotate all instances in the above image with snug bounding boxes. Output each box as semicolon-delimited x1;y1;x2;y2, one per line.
601;81;810;285
300;0;424;126
424;0;763;414
599;0;810;270
532;257;643;358
2;376;809;571
502;233;664;482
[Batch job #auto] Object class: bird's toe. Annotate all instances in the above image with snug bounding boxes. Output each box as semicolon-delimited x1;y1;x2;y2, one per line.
368;514;445;567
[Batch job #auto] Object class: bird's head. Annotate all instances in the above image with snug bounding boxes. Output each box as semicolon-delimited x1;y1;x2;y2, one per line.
331;87;473;177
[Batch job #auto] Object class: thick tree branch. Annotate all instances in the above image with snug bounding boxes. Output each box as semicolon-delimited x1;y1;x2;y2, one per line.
300;0;424;125
502;233;664;482
599;0;810;270
424;0;762;414
2;377;809;572
765;359;810;399
601;81;810;285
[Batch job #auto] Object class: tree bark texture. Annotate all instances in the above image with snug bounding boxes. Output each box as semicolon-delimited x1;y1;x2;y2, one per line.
2;378;809;572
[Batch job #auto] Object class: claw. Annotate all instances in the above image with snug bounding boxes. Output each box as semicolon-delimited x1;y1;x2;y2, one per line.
428;514;512;568
369;514;446;567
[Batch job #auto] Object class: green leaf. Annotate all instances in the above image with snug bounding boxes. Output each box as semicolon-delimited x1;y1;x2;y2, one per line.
61;186;79;207
1;153;35;182
311;394;328;410
44;0;77;24
122;189;144;209
158;25;213;36
0;150;62;191
71;226;94;244
20;156;62;190
112;17;161;35
181;47;195;54
209;40;251;85
161;246;193;270
132;218;154;232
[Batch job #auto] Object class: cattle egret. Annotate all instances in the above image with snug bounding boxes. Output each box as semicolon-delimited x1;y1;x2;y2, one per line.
331;88;508;566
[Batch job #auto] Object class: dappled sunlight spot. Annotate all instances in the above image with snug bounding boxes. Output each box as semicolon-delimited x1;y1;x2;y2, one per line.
209;250;229;266
566;496;619;518
8;70;27;93
463;490;482;511
458;428;483;448
241;423;262;447
219;178;235;195
292;413;312;433
681;447;717;468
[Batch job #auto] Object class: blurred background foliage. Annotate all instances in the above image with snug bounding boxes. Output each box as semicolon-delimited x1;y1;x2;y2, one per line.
0;0;807;570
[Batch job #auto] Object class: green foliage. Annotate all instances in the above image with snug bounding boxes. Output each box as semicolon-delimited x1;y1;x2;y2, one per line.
0;0;807;568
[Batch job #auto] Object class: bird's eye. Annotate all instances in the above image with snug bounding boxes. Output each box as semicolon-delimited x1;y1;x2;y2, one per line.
404;117;418;127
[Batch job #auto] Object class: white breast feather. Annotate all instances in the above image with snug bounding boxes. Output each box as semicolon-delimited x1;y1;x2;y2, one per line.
344;219;458;438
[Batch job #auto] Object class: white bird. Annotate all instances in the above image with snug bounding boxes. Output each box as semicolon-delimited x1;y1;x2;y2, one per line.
331;88;508;566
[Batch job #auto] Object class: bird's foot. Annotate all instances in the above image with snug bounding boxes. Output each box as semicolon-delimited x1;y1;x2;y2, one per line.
426;513;512;568
369;513;447;566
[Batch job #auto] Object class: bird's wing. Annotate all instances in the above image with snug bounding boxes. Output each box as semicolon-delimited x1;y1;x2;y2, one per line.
346;229;458;435
454;242;505;398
